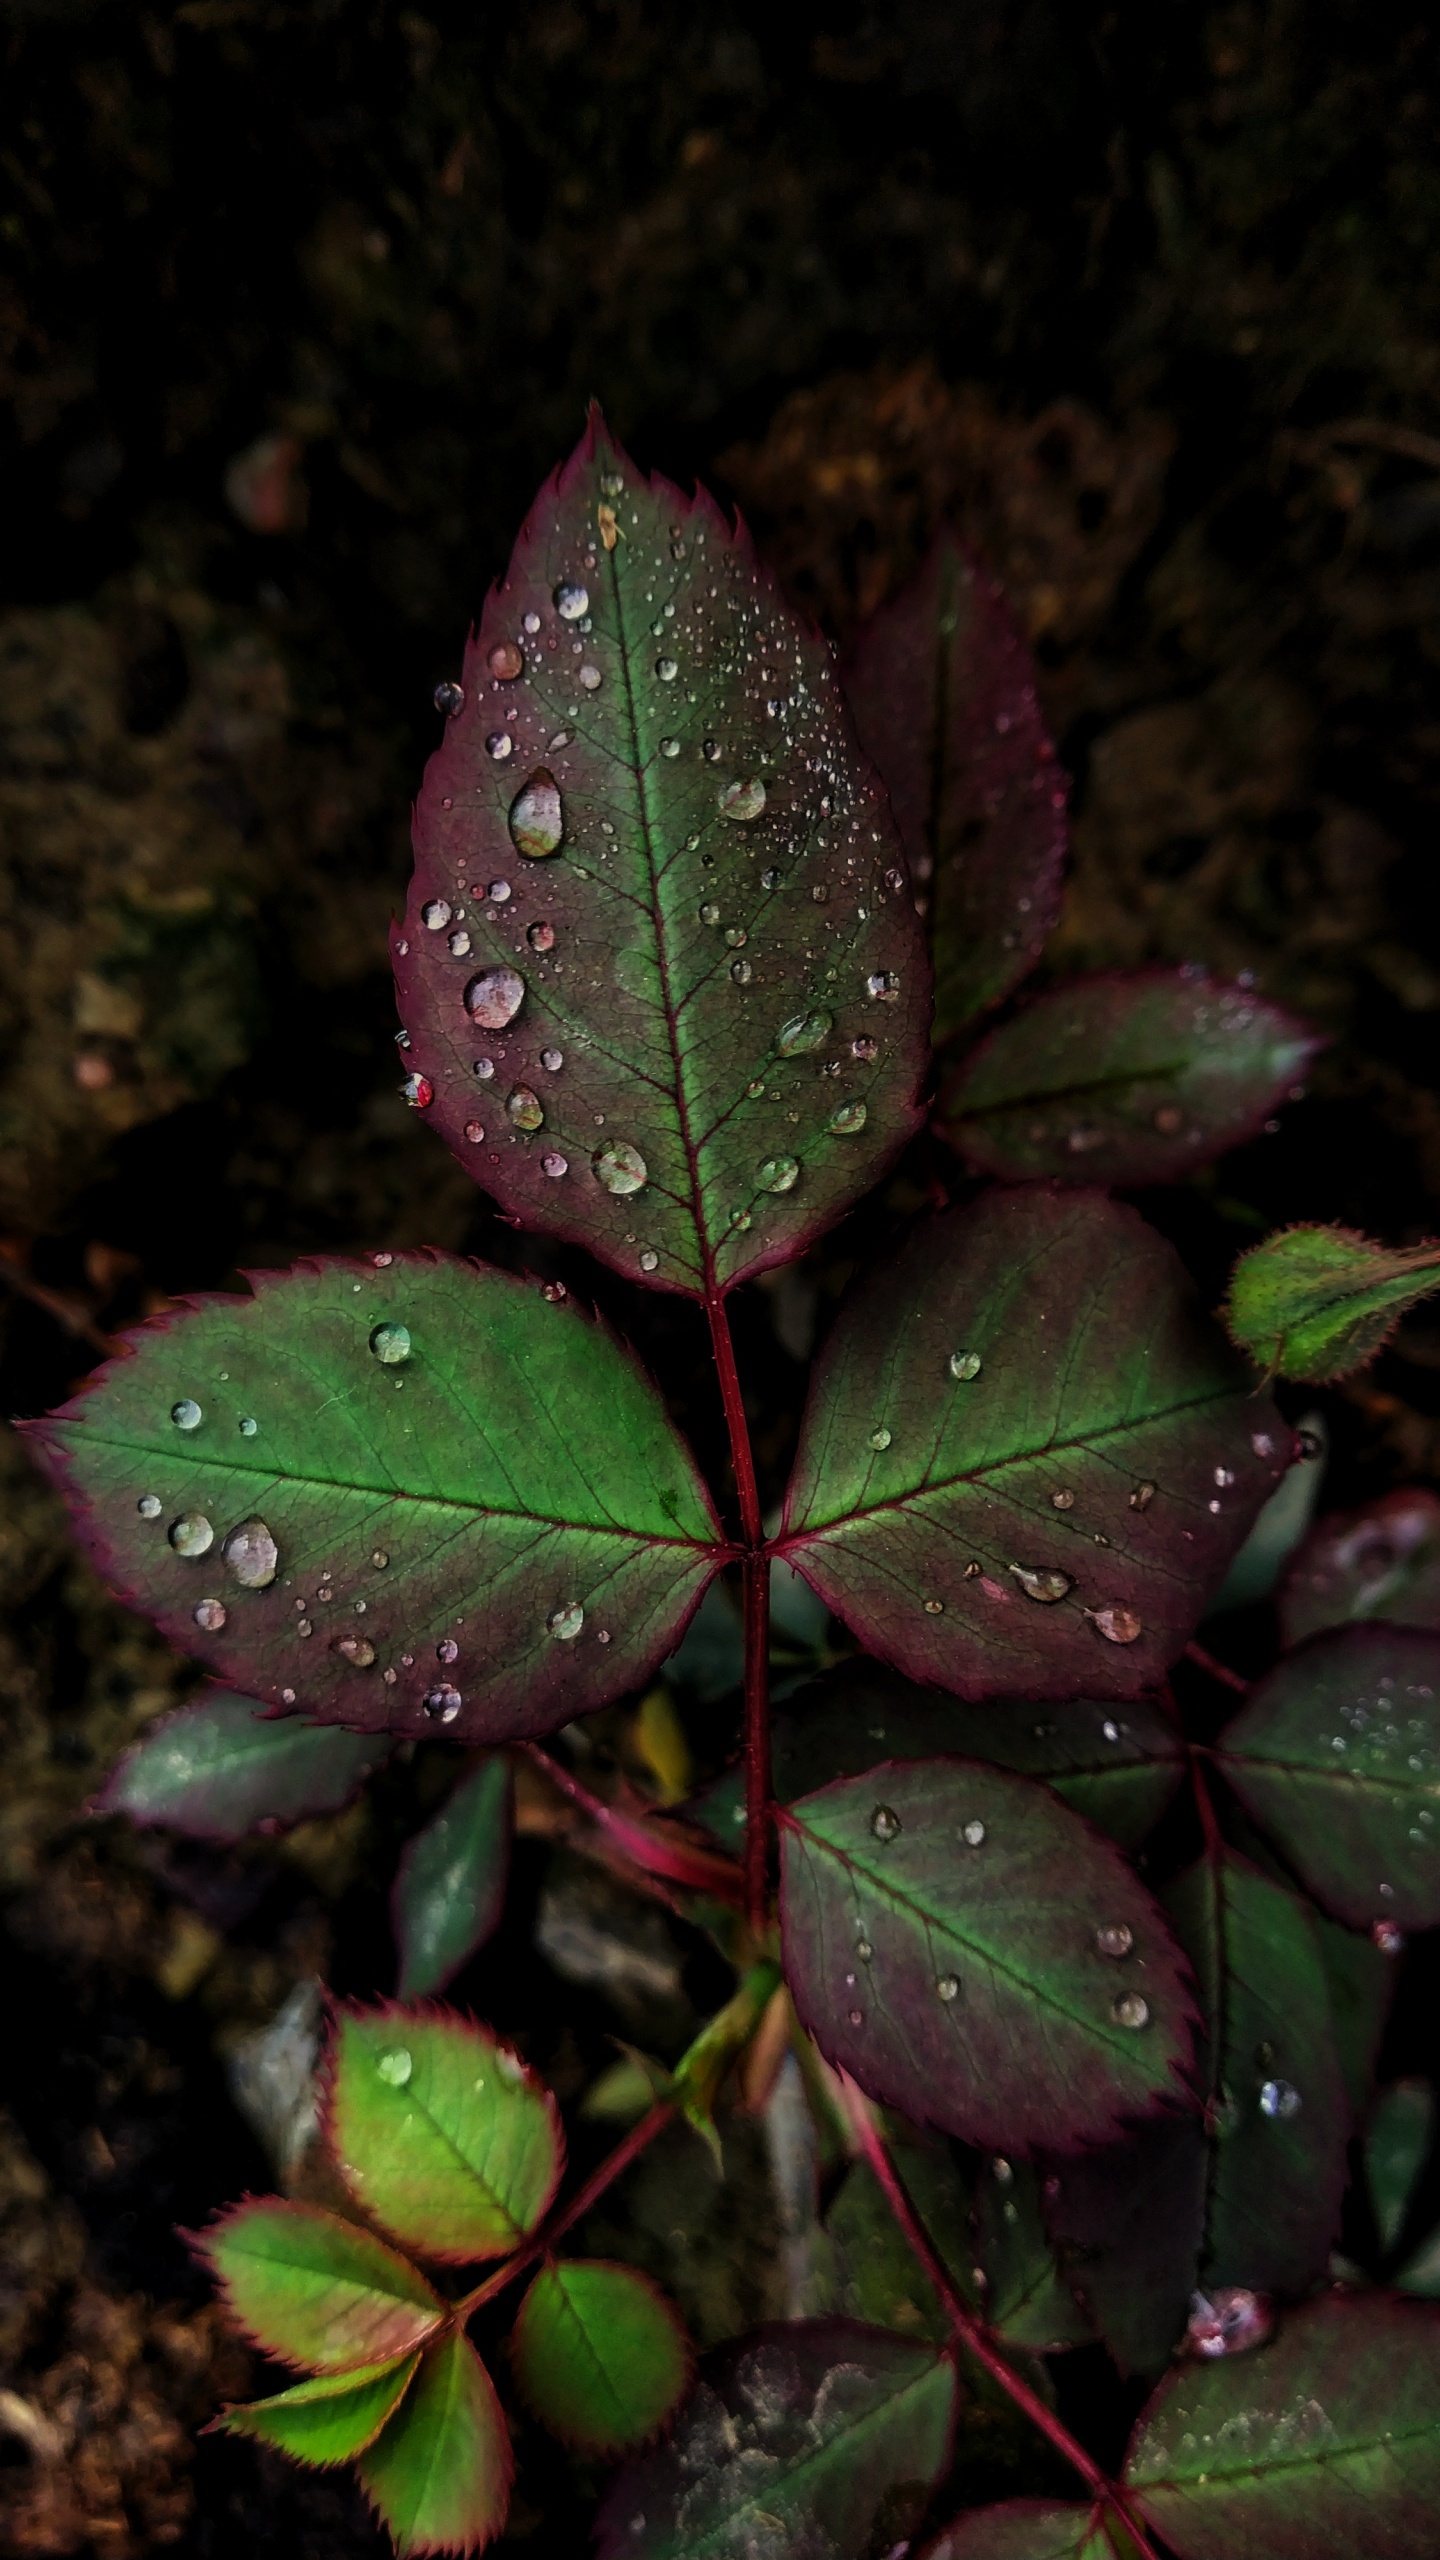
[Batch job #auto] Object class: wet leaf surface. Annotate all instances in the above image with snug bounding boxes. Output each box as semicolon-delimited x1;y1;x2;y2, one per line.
196;2200;444;2374
356;2328;512;2558
1279;1489;1440;1647
509;2259;691;2454
215;2353;420;2466
392;1755;512;1999
93;1691;386;1840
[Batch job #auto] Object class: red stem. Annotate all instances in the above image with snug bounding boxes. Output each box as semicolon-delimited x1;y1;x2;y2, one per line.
705;1288;771;1932
1189;1744;1225;1866
1183;1639;1250;1696
839;2076;1164;2560
519;1742;744;1906
454;2101;674;2321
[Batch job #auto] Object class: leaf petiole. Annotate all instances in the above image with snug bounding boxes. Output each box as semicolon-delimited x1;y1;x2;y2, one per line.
452;2101;675;2323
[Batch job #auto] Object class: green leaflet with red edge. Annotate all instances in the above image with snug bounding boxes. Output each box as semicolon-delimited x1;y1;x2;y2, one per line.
325;2004;562;2264
510;2259;692;2454
920;2503;1120;2559
93;1692;385;1840
1223;1223;1440;1381
392;1755;512;1999
195;2199;444;2373
357;2329;513;2559
213;2352;421;2465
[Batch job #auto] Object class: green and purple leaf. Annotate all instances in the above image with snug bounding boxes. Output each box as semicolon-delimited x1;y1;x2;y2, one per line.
1367;2080;1434;2257
780;1189;1285;1701
1218;1625;1440;1932
396;413;930;1300
971;2155;1093;2352
1041;2112;1209;2375
594;2319;957;2560
920;2504;1117;2560
936;972;1318;1188
324;2003;561;2264
195;2199;444;2373
357;2328;512;2558
29;1255;721;1746
1223;1223;1440;1382
212;2352;420;2465
393;1756;512;1999
842;532;1066;1043
1125;2291;1440;2559
1279;1489;1440;1647
93;1692;386;1841
817;2151;968;2343
779;1758;1196;2152
509;2258;691;2454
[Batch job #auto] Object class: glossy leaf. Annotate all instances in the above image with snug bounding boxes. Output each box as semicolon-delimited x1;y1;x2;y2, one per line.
1166;1852;1349;2295
669;1958;782;2164
1207;1415;1325;1617
196;2199;444;2373
1315;1910;1394;2118
842;532;1066;1042
1280;1488;1440;1647
921;2504;1114;2560
594;2319;957;2560
1368;2081;1434;2256
396;413;930;1299
214;2353;420;2465
93;1692;385;1840
30;1254;721;1746
780;1189;1285;1701
357;2328;512;2558
972;2155;1092;2352
1218;1624;1440;1931
1042;2111;1209;2376
393;1757;512;1999
938;971;1317;1189
817;2151;966;2344
779;1757;1196;2152
510;2258;691;2453
1224;1223;1440;1382
325;2004;561;2264
1125;2290;1440;2558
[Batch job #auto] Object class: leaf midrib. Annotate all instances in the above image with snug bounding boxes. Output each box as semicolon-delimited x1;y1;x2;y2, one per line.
1135;2405;1440;2494
1224;1748;1440;1796
959;1055;1195;1118
682;2361;947;2558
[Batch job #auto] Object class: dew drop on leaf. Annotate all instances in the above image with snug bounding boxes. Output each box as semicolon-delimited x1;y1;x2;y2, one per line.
719;777;766;822
508;772;564;860
424;1684;462;1721
541;1151;568;1179
547;1602;584;1641
193;1598;227;1632
1095;1923;1134;1958
171;1399;202;1431
137;1495;162;1519
578;663;602;691
421;898;452;930
828;1100;868;1136
1112;1992;1150;2030
757;1155;800;1193
368;1322;412;1369
1259;2078;1302;2118
870;1805;901;1842
486;730;514;762
506;1085;544;1131
433;680;464;718
869;1426;892;1451
465;966;526;1028
593;1140;648;1195
334;1634;376;1667
1373;1919;1405;1954
963;1819;986;1847
866;971;900;1002
935;1974;960;2002
656;656;678;682
1009;1563;1074;1604
854;1937;873;1963
639;1248;658;1271
540;1047;564;1071
948;1350;982;1381
699;902;721;927
239;1417;257;1437
730;958;754;985
402;1072;433;1109
377;2048;412;2087
371;1549;389;1568
169;1513;213;1558
1051;1489;1075;1510
660;736;680;757
1129;1481;1157;1512
776;1009;832;1056
488;640;523;681
436;1638;459;1664
848;2007;864;2026
554;581;589;621
222;1518;279;1588
1091;1604;1143;1645
851;1035;878;1061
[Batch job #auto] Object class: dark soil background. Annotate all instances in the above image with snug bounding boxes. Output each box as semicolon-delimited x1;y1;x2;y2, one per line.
5;3;1440;2551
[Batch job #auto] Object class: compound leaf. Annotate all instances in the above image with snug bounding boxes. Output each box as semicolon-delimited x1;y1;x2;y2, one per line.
326;2004;561;2265
393;1756;512;1999
937;971;1317;1189
779;1758;1196;2152
1218;1625;1440;1932
397;413;929;1299
510;2258;691;2454
842;532;1066;1042
30;1254;721;1746
594;2319;957;2560
920;2504;1116;2560
781;1189;1285;1701
197;2199;444;2373
357;2328;512;2558
1125;2291;1440;2559
93;1692;386;1840
1280;1489;1440;1647
1223;1224;1440;1382
214;2352;420;2465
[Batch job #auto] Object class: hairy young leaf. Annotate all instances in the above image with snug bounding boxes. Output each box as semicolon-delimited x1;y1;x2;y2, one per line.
326;2005;561;2264
842;533;1066;1042
1218;1625;1440;1932
1368;2081;1434;2258
357;2328;512;2558
779;1758;1195;2152
393;1757;512;1999
93;1692;385;1840
214;2353;420;2465
30;1255;721;1745
781;1190;1285;1701
921;2504;1115;2560
1224;1224;1440;1381
510;2258;691;2453
1166;1852;1349;2296
594;2320;957;2560
1125;2291;1440;2558
937;972;1317;1189
396;414;929;1299
1041;2113;1209;2376
197;2199;444;2373
1280;1489;1440;1647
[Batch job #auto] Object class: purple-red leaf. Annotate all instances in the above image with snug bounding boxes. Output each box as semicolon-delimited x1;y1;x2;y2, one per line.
1279;1488;1440;1647
93;1692;386;1841
842;532;1066;1043
396;413;930;1299
780;1188;1285;1701
937;971;1319;1187
779;1757;1196;2153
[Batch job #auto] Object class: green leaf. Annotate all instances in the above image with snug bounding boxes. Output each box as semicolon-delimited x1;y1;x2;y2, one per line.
510;2258;692;2453
816;2148;973;2344
393;1757;512;1999
973;2156;1092;2353
1223;1223;1440;1382
781;1189;1286;1701
669;1958;782;2165
325;2004;562;2264
1042;2112;1210;2376
31;1254;721;1746
1125;2291;1440;2558
1314;1910;1394;2119
937;970;1317;1188
213;2353;420;2465
922;2503;1117;2560
779;1758;1196;2152
397;415;931;1299
1218;1624;1440;1932
357;2328;512;2558
1207;1414;1325;1616
1368;2081;1435;2256
1280;1487;1440;1647
93;1692;385;1840
197;2199;444;2372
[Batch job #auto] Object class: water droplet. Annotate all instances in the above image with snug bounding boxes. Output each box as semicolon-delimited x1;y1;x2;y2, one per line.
1186;2287;1273;2359
866;971;900;1003
719;777;765;821
870;1805;901;1843
433;680;464;718
757;1155;799;1193
448;927;472;957
371;1550;390;1570
296;1619;313;1637
1214;1466;1235;1488
828;1099;867;1136
237;1416;258;1440
1009;1563;1073;1604
1113;1992;1150;2030
776;1009;832;1056
541;1151;568;1178
923;1597;945;1614
729;958;753;985
377;2047;412;2086
660;735;680;757
1090;1604;1143;1645
655;655;678;682
854;1937;873;1962
1129;1481;1156;1512
1051;1488;1075;1510
137;1494;162;1519
554;581;589;621
1251;1431;1274;1458
869;1426;892;1451
424;1684;462;1720
222;1518;278;1588
485;730;516;764
578;662;602;692
1095;1923;1134;1958
465;966;526;1029
593;1140;648;1195
370;1322;412;1365
171;1399;202;1432
698;902;721;928
523;611;541;635
422;898;453;930
1373;1919;1405;1955
724;926;747;949
169;1513;213;1558
962;1819;986;1847
488;640;523;681
946;1349;982;1384
1259;2079;1301;2119
402;1072;433;1109
506;1085;544;1131
548;1602;584;1641
508;771;564;860
193;1597;227;1633
848;2007;864;2026
464;1121;485;1144
335;1634;376;1667
638;1248;659;1272
935;1974;960;2002
488;879;511;904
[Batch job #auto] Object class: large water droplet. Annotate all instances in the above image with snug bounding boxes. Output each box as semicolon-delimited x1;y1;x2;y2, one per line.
699;901;721;927
948;1350;982;1381
1009;1563;1074;1604
465;966;526;1029
421;898;453;930
485;730;514;763
1090;1604;1143;1645
541;1151;568;1179
1112;1992;1150;2030
776;1009;832;1056
828;1100;867;1136
448;928;471;957
193;1597;227;1633
506;1085;544;1131
719;777;765;821
222;1518;278;1589
869;1426;891;1451
171;1399;202;1432
866;971;900;1003
870;1805;901;1842
377;2047;412;2086
554;581;589;621
239;1416;258;1437
169;1513;213;1559
1095;1923;1134;1959
593;1141;648;1195
656;655;678;682
433;680;464;718
528;921;556;955
137;1495;162;1519
508;771;564;860
488;640;523;681
962;1819;986;1847
370;1322;412;1365
578;663;602;692
757;1155;799;1193
424;1684;462;1720
335;1633;376;1667
547;1602;584;1641
540;1047;564;1073
730;958;753;985
1259;2078;1301;2119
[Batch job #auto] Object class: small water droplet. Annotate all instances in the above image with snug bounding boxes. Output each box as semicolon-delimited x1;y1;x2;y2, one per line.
1129;1481;1156;1512
171;1399;202;1431
848;2006;864;2026
465;965;526;1028
730;957;753;985
655;655;678;682
473;1058;495;1081
719;777;765;821
1090;1604;1143;1645
541;1150;568;1178
870;1804;901;1842
448;927;472;957
222;1518;278;1588
435;1637;459;1665
1095;1923;1134;1958
639;1248;658;1271
548;1602;584;1641
193;1597;227;1633
699;902;721;927
508;771;564;860
935;1974;960;2002
659;735;680;757
1251;1431;1274;1458
757;1154;799;1193
488;640;524;681
776;1009;832;1056
1259;2079;1301;2119
371;1549;390;1569
578;662;602;691
1373;1919;1405;1955
948;1350;982;1382
506;1085;544;1131
1102;1719;1121;1742
464;1120;485;1144
169;1513;213;1559
370;1322;412;1365
1009;1562;1073;1604
422;898;453;930
854;1937;873;1963
238;1416;258;1437
593;1141;648;1195
1153;1103;1183;1134
402;1071;433;1109
962;1819;986;1847
527;922;557;959
424;1684;462;1720
828;1099;867;1135
433;680;464;718
486;729;514;761
866;971;900;1003
924;1597;944;1613
1051;1488;1075;1510
377;2047;412;2086
335;1633;376;1667
554;581;589;621
1113;1992;1150;2030
488;879;511;904
869;1426;892;1451
137;1494;162;1519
